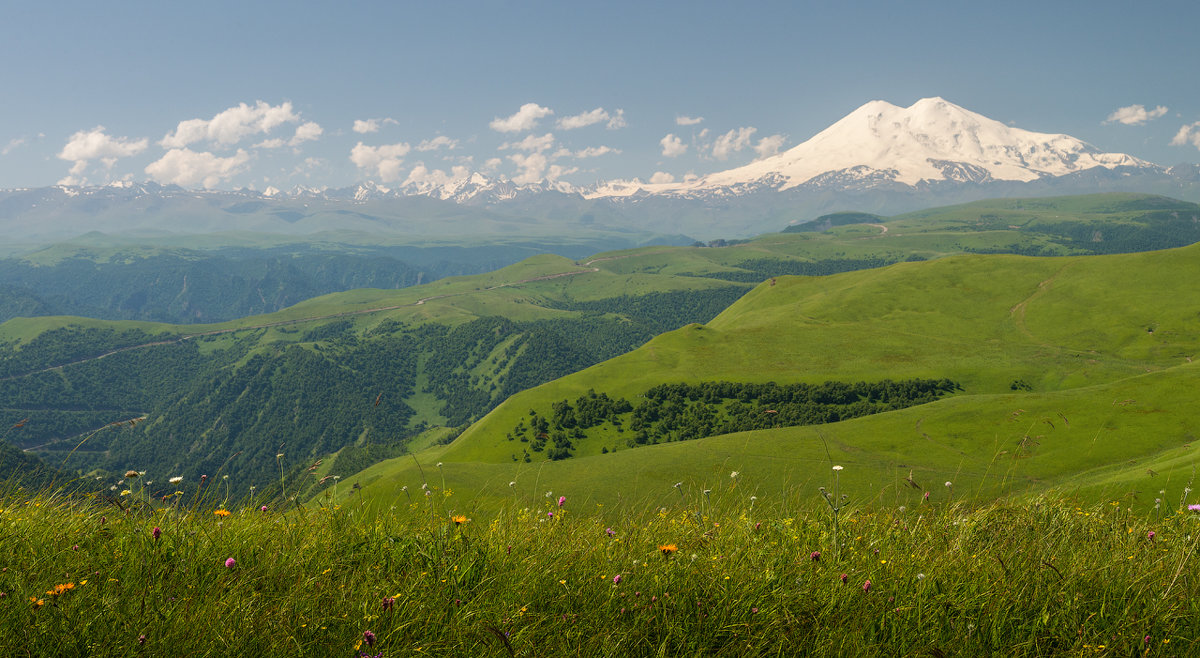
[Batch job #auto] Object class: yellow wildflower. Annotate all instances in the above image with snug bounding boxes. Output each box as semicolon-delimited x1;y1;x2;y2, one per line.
214;509;231;517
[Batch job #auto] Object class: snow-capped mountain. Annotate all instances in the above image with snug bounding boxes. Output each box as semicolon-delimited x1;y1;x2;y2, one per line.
586;97;1157;198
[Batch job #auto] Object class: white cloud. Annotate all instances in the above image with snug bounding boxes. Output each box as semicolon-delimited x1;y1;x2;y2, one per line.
649;171;675;184
606;109;626;130
660;133;687;157
144;148;250;188
1106;104;1169;126
500;133;556;153
753;134;786;159
289;122;323;146
416;135;459;151
2;136;28;156
57;127;149;182
350;141;411;182
483;157;503;172
490;103;553;132
546;164;578;180
353;117;398;134
1171;122;1200;150
711;126;757;160
507;152;547;184
574;145;620;158
404;163;471;187
676;115;704;126
161;101;299;148
254;138;286;149
558;108;609;130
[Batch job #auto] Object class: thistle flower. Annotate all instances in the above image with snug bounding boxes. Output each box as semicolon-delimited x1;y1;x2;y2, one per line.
1189;504;1200;512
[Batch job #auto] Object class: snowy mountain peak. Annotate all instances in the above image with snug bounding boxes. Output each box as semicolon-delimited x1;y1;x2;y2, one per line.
587;97;1157;199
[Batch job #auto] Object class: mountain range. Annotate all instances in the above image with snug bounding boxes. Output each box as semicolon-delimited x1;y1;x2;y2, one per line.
3;98;1199;246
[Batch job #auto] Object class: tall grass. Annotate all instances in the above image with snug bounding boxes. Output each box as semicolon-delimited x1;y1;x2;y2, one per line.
1;475;1197;656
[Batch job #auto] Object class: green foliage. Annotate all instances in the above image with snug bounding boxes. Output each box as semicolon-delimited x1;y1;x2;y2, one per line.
3;485;1198;656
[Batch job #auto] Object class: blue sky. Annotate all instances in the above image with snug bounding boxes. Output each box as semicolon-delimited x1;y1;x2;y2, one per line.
1;0;1197;191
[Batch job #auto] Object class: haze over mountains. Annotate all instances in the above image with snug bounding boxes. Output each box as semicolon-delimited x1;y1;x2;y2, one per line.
3;98;1199;245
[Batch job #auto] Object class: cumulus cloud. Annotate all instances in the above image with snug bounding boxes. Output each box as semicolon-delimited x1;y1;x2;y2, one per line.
660;133;687;157
507;152;548;184
676;115;704;126
144;148;250;188
606;109;627;130
558;108;609;130
649;171;675;184
753;134;786;159
57;127;149;183
574;145;620;158
490;103;553;132
350;141;411;182
161;101;300;148
3;136;30;156
416;135;459;151
1106;104;1169;126
482;157;503;172
404;163;471;187
500;133;556;153
711;126;757;160
1171;122;1200;150
290;122;323;146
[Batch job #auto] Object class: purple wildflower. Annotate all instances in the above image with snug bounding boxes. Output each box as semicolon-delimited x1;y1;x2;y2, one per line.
138;634;146;645
363;630;376;647
613;574;622;585
810;551;820;562
1148;530;1156;540
382;596;395;612
1189;504;1200;512
260;505;267;512
152;526;161;541
547;511;554;519
605;527;615;537
558;496;566;507
224;557;236;568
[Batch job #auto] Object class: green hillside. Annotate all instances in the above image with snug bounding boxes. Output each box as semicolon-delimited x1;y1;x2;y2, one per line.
343;240;1200;512
3;193;1198;504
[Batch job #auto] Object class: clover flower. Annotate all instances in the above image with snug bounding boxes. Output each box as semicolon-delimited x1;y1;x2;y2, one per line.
224;557;236;568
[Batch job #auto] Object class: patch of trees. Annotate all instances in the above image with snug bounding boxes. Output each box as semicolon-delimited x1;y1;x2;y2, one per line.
510;379;959;459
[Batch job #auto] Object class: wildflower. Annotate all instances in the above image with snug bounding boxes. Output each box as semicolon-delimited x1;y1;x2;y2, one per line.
260;505;267;512
862;580;871;593
923;491;930;501
605;527;615;537
810;551;821;562
72;544;79;550
200;474;207;482
214;509;231;517
613;574;622;584
916;573;926;580
509;481;516;487
120;490;132;496
1189;504;1200;512
730;471;739;479
558;496;566;507
138;635;146;646
152;527;161;541
659;544;678;557
840;573;848;584
1148;530;1156;540
382;597;395;612
673;482;682;489
30;596;44;607
945;481;952;488
125;470;140;478
703;489;712;496
452;515;468;525
224;557;236;568
547;511;554;519
363;630;376;647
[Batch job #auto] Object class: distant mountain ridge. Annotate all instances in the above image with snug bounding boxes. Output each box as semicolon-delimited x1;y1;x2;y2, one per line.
3;98;1199;243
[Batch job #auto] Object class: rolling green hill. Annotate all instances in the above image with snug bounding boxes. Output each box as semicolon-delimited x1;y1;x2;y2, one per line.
343;240;1200;513
2;193;1198;506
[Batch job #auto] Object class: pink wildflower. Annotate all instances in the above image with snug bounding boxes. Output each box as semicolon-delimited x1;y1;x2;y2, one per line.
557;496;566;507
224;557;236;568
862;579;871;592
613;574;622;585
152;527;161;541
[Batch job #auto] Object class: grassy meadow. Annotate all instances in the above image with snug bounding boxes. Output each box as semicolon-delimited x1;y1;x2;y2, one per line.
3;475;1199;656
